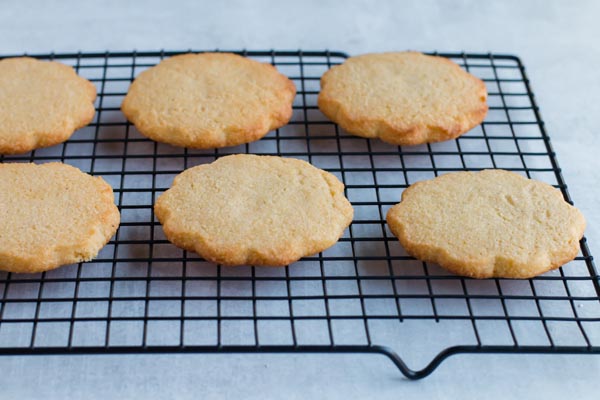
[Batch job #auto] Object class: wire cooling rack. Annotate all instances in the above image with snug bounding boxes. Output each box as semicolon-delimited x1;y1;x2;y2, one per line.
0;50;598;379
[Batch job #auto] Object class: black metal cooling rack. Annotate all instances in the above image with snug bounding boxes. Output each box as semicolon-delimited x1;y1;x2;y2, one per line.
0;50;598;380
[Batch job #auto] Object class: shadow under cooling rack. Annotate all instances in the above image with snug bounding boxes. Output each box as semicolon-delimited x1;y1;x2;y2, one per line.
0;50;598;380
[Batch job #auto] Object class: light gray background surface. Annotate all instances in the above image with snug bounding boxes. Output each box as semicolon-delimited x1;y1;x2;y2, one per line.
0;0;599;398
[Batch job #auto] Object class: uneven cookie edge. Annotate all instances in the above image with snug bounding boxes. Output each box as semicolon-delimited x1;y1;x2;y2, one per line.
154;155;354;266
0;163;120;273
385;170;586;279
317;52;488;146
121;53;297;149
0;58;97;155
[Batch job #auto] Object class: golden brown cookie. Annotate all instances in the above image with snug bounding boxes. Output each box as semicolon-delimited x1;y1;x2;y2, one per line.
121;53;296;149
0;57;97;154
318;52;488;146
386;170;585;278
0;163;120;273
154;154;353;266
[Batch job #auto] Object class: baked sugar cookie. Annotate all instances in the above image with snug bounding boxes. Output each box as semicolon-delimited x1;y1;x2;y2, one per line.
154;154;353;266
0;57;97;154
0;163;120;273
386;170;585;278
318;52;488;146
121;53;296;149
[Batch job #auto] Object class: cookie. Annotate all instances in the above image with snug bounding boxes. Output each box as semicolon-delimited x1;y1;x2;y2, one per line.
318;52;488;146
154;154;353;266
386;170;585;278
121;53;296;149
0;57;97;154
0;163;120;273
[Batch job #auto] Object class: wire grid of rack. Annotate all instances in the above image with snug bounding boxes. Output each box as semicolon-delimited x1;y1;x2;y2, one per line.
0;50;598;379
